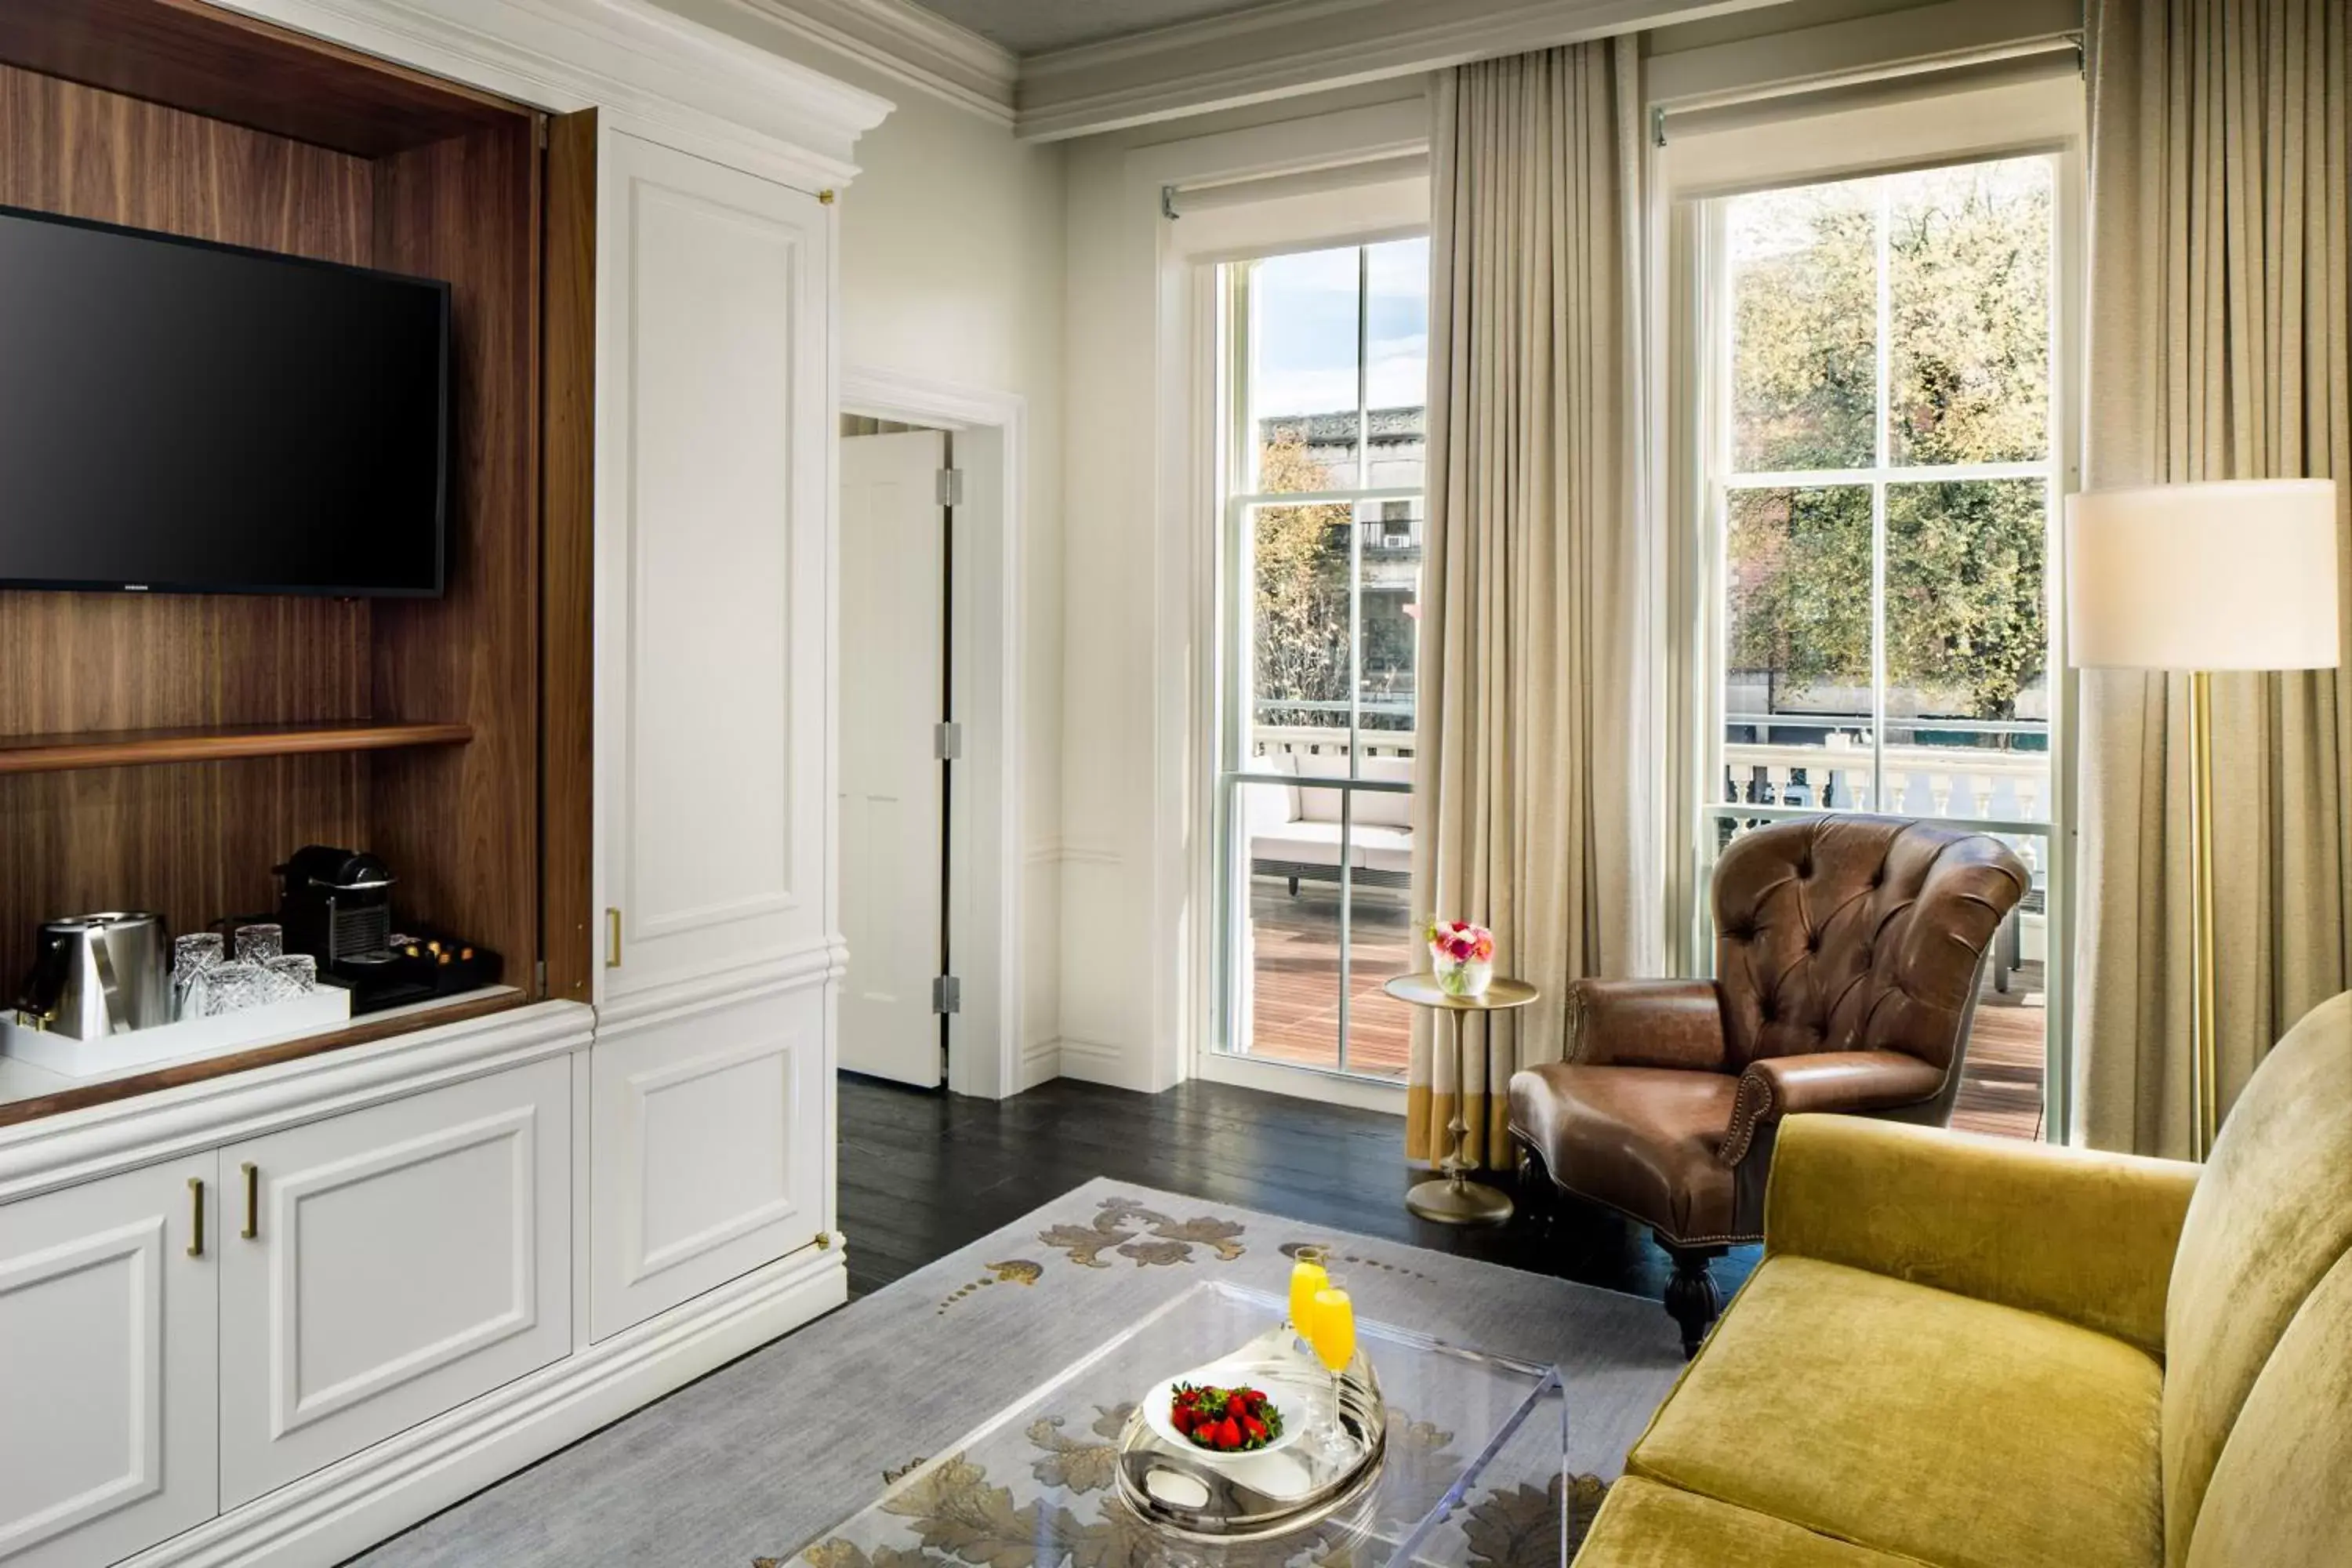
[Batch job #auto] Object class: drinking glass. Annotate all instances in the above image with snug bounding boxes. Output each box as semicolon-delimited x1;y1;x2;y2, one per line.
173;932;225;1019
1287;1246;1328;1342
1308;1274;1356;1448
267;953;318;995
201;960;269;1017
234;924;284;964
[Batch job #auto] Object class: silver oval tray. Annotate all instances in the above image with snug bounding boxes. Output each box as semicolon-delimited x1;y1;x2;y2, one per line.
1112;1323;1386;1541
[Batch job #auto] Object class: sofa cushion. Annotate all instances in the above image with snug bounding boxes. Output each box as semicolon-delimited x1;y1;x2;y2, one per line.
1293;750;1413;826
1575;1478;1914;1567
1628;1254;2163;1568
2183;1246;2352;1568
1509;1063;1740;1240
2162;991;2352;1564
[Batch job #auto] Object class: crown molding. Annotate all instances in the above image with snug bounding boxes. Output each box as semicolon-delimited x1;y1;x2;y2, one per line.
205;0;894;189
1014;0;1790;141
709;0;1018;126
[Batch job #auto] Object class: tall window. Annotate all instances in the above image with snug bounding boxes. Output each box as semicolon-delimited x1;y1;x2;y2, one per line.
1701;154;2059;1138
1213;238;1431;1082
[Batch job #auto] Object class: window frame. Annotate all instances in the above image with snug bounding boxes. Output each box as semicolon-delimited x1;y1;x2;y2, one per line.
1207;235;1430;1091
1670;141;2085;1140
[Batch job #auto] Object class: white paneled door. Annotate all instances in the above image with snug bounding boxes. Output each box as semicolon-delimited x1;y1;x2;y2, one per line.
217;1058;571;1508
0;1157;215;1567
594;129;830;1001
839;429;948;1087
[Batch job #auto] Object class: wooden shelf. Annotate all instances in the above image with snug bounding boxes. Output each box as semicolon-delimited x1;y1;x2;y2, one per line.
0;721;475;775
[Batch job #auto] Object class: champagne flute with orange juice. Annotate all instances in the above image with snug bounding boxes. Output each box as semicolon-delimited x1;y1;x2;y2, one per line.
1287;1247;1328;1345
1308;1276;1356;1446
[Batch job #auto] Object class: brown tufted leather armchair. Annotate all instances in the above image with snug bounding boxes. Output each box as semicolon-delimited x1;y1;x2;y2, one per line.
1507;815;2028;1356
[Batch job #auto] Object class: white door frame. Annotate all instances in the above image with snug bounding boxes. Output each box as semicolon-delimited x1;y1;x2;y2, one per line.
840;367;1025;1100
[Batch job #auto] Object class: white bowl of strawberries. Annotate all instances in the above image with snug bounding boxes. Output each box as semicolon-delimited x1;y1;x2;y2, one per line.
1143;1377;1298;1458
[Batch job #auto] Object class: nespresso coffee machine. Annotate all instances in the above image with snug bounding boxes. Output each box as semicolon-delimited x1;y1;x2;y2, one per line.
275;846;500;1013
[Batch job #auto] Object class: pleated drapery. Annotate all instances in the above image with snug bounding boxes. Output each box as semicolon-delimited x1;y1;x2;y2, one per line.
1407;40;1653;1167
2074;0;2352;1156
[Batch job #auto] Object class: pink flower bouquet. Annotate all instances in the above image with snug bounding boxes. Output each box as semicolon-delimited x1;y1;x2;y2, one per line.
1428;917;1496;998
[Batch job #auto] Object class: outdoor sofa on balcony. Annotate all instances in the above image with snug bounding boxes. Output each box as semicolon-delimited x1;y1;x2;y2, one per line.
1243;750;1414;892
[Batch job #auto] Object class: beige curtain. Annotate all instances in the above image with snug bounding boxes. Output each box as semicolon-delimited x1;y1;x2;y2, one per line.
1407;39;1652;1166
2074;0;2352;1156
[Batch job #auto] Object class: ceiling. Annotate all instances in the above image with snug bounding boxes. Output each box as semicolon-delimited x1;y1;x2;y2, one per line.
907;0;1285;56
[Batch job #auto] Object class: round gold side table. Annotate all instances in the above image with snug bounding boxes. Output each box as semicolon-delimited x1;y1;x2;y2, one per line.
1384;972;1539;1225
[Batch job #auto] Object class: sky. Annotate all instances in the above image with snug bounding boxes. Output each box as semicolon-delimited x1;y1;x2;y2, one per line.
1252;237;1429;419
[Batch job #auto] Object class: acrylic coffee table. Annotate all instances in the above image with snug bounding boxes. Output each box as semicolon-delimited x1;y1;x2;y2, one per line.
785;1281;1575;1568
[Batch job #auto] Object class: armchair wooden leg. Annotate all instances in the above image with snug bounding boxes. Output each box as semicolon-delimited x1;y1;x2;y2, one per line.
1661;1241;1728;1360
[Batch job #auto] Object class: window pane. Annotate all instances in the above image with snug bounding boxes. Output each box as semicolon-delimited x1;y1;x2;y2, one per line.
1250;499;1352;744
1356;498;1421;760
1884;479;2049;822
1730;182;1877;472
1237;776;1342;1072
1366;237;1430;491
1250;248;1363;494
1342;853;1415;1082
1722;485;1873;808
1887;159;2053;466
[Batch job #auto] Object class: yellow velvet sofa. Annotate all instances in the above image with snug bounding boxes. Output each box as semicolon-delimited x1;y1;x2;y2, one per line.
1574;990;2352;1568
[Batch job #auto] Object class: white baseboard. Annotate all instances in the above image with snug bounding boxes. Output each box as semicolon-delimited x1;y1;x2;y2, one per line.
123;1243;851;1568
1051;1036;1162;1094
1016;1036;1062;1092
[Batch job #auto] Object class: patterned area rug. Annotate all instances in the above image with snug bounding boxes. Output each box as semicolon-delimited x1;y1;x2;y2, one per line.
355;1179;1686;1567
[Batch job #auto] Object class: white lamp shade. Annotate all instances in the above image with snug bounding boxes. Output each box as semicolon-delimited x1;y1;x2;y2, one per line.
2067;479;2342;670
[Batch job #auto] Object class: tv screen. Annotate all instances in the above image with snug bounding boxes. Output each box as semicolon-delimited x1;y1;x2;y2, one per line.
0;204;448;597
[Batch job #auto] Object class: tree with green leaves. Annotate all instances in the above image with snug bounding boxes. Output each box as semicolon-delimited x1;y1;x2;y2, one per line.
1725;162;2052;726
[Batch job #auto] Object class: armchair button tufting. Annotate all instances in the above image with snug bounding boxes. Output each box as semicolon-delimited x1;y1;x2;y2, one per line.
1805;929;1822;953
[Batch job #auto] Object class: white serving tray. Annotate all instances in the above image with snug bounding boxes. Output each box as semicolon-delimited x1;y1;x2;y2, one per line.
0;985;353;1078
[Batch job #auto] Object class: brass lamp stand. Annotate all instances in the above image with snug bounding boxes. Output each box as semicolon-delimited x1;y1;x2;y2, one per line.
2187;671;2219;1160
1385;973;1538;1224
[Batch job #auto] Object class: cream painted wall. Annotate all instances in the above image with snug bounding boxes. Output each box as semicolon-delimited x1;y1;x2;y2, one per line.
650;0;1069;1090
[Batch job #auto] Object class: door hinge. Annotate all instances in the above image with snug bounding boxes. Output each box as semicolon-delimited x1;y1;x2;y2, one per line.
535;958;547;994
931;975;960;1015
936;467;964;506
934;720;963;760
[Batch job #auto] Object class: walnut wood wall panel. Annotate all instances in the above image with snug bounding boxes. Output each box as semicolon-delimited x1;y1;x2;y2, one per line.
0;63;377;985
368;121;545;988
0;0;516;157
540;111;599;1004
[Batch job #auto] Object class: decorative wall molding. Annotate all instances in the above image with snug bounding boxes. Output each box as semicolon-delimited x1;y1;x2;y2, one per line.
712;0;1018;127
118;1243;848;1568
1059;840;1126;868
1013;0;1784;140
205;0;893;190
591;940;848;1034
0;1003;593;1205
1054;1036;1160;1093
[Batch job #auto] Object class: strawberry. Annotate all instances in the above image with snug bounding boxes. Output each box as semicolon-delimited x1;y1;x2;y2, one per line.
1243;1415;1267;1442
1225;1392;1247;1418
1218;1417;1243;1450
1171;1407;1193;1435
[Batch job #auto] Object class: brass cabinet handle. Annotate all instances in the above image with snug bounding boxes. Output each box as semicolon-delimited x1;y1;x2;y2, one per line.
606;907;622;968
187;1177;205;1258
241;1162;259;1240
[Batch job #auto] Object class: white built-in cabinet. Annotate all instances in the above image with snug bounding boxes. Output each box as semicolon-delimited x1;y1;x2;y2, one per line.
587;127;838;1341
0;7;863;1565
0;1052;568;1564
216;1058;571;1507
0;1158;215;1568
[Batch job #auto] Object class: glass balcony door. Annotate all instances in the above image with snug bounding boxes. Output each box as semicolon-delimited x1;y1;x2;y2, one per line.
1700;155;2062;1138
1214;238;1429;1083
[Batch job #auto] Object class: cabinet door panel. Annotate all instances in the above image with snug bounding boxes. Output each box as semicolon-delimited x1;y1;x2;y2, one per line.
591;986;825;1339
596;130;829;999
0;1157;215;1567
219;1057;569;1508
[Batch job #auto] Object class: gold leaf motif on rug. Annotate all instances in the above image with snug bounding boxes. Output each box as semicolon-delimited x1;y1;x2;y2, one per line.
1038;1197;1249;1269
1461;1472;1611;1568
1022;1403;1133;1494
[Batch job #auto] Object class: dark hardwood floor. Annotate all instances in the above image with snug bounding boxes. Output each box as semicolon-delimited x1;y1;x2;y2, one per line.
837;1070;1761;1311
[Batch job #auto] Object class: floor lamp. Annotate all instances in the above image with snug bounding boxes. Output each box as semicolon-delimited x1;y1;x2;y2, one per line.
2067;479;2341;1159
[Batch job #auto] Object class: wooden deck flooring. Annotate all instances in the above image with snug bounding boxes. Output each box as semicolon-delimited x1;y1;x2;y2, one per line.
1237;877;2045;1139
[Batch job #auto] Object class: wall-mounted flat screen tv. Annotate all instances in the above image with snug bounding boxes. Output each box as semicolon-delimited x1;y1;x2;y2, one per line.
0;204;448;597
